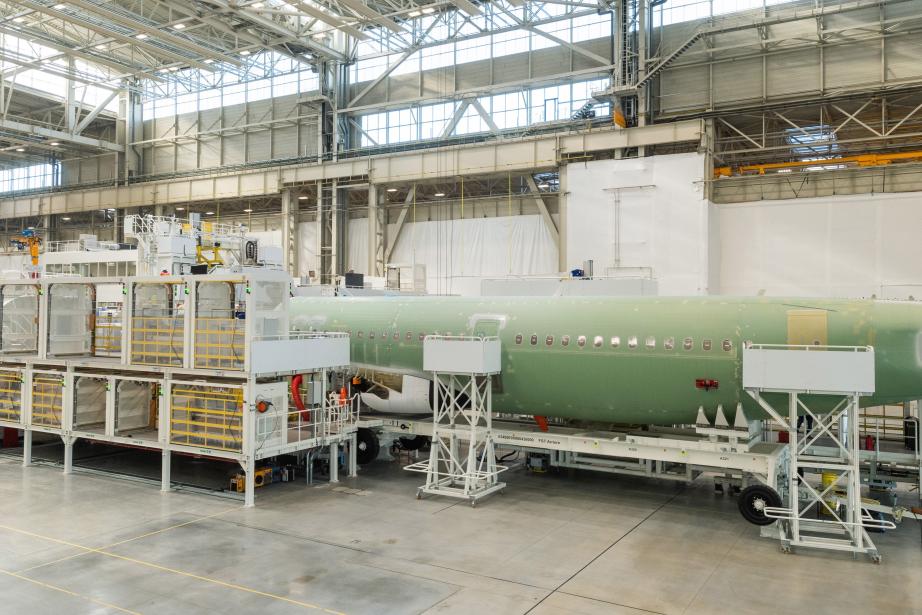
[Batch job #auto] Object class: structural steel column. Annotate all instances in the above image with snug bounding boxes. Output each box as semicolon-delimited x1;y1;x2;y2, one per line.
315;180;324;282
367;184;382;276
557;165;568;272
281;188;299;276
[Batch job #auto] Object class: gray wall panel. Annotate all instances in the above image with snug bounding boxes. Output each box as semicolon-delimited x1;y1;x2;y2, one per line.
247;130;271;163
223;134;245;166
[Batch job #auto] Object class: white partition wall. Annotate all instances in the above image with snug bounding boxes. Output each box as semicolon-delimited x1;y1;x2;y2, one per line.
715;191;922;298
566;152;711;295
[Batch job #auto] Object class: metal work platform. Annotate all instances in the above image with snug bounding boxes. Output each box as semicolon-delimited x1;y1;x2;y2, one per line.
404;336;507;506
744;344;892;562
0;271;356;506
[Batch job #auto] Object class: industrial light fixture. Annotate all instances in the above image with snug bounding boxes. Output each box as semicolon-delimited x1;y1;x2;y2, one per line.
251;1;264;7
240;49;251;56
94;44;107;50
298;195;308;200
203;59;214;64
538;183;549;189
106;208;115;211
175;207;185;211
434;192;445;197
173;23;186;29
13;17;25;23
15;148;24;152
53;3;67;9
205;211;215;215
243;208;253;213
386;188;397;193
49;142;60;146
422;6;435;13
62;217;71;221
408;10;421;16
27;226;35;230
136;33;148;40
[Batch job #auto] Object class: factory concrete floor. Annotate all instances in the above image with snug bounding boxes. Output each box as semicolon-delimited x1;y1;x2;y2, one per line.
0;452;920;615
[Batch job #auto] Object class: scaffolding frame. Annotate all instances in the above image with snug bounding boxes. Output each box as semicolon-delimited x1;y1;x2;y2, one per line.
744;344;894;562
405;336;507;506
0;271;355;507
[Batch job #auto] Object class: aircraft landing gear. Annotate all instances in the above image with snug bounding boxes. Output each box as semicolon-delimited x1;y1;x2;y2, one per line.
738;484;781;526
355;428;380;465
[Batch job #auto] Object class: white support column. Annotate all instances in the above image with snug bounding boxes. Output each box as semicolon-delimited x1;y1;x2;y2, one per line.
347;432;357;478
22;429;32;467
62;435;74;475
329;442;339;483
161;449;171;492
243;456;255;507
104;377;116;437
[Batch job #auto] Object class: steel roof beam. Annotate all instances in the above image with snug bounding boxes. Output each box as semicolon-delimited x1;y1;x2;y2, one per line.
293;1;369;40
336;0;404;34
15;0;217;71
0;117;122;151
50;0;243;66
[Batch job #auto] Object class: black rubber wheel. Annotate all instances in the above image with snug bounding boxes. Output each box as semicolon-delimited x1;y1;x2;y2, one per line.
398;435;428;451
738;484;782;526
355;428;380;465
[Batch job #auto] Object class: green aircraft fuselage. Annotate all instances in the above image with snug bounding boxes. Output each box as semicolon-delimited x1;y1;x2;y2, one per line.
290;296;922;424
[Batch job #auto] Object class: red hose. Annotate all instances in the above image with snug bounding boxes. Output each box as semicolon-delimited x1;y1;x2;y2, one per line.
291;374;310;422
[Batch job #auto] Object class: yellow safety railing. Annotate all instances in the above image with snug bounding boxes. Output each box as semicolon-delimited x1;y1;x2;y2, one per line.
0;371;21;422
130;316;184;366
32;375;63;428
170;385;243;452
194;317;244;371
715;150;922;178
95;313;122;357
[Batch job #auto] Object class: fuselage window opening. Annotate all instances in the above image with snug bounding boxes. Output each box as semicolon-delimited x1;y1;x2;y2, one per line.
545;335;554;346
393;332;399;341
369;332;375;340
628;336;638;348
683;337;692;350
577;335;587;347
515;334;523;345
664;337;674;350
419;333;426;341
611;336;620;348
722;339;733;351
703;339;712;351
357;331;364;338
593;336;603;348
561;335;570;347
645;336;656;349
530;334;538;346
406;332;413;341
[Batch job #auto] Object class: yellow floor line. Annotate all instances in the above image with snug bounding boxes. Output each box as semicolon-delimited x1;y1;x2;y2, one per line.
17;506;239;574
0;522;345;615
0;567;141;615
